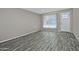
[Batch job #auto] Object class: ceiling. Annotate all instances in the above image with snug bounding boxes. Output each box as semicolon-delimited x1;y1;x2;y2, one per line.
23;8;66;14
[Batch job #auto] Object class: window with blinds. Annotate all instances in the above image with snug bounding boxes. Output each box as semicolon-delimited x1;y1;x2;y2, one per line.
60;11;71;32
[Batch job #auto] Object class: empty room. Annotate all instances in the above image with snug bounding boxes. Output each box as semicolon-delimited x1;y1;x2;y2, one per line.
0;8;79;51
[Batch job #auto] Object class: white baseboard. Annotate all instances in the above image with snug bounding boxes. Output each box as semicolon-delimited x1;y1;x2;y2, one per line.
0;30;40;43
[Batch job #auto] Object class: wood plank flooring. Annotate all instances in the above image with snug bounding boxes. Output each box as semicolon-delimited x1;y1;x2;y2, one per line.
0;31;79;51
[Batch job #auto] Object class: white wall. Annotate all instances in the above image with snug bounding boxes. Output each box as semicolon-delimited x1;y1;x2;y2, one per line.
0;8;41;42
72;8;79;41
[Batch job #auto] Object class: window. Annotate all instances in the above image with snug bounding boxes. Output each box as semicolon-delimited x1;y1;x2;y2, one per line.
43;15;57;28
60;11;71;32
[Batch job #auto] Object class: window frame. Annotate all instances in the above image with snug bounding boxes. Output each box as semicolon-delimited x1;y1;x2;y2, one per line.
43;14;57;29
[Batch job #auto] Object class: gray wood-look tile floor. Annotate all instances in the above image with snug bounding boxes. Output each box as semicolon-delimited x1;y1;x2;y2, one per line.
0;31;79;51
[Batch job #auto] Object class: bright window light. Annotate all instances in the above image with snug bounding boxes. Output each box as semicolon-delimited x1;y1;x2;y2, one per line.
43;15;57;28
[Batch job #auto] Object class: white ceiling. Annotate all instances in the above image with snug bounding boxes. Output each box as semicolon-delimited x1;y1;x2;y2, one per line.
23;8;66;14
